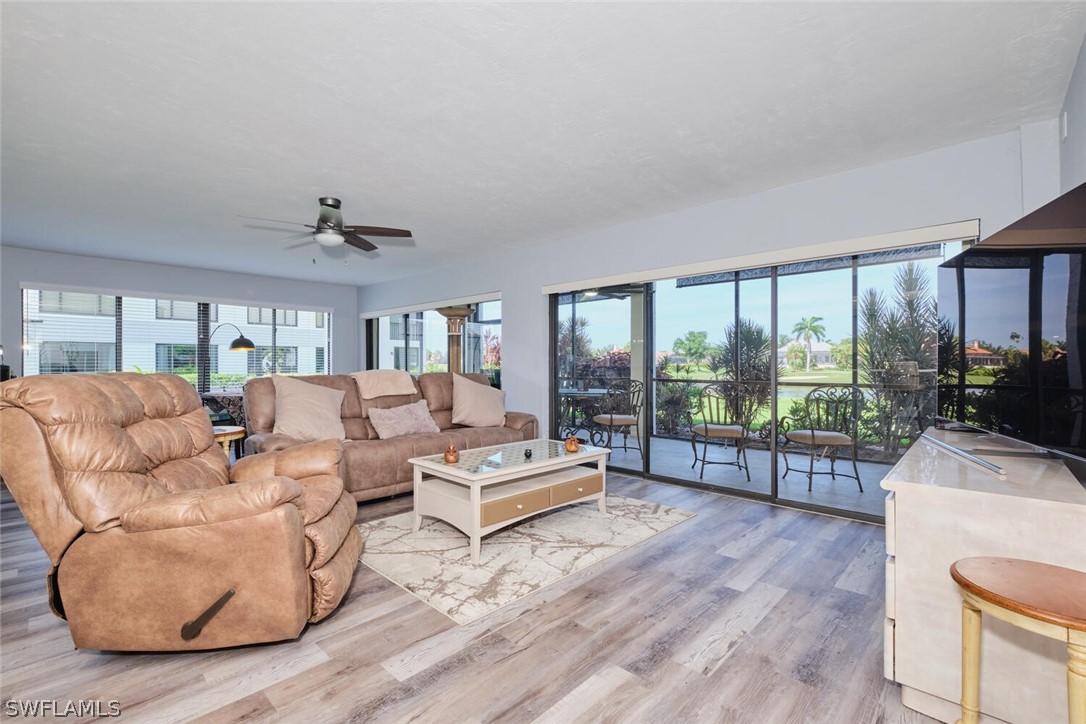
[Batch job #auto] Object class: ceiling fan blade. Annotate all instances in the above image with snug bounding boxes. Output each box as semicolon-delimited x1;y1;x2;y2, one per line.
278;231;316;243
285;238;318;249
242;223;307;234
239;215;316;229
343;225;412;237
343;232;378;252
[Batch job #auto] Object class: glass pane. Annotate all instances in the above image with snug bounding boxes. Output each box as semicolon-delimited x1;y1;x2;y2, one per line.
1042;253;1072;387
555;285;644;472
214;304;267;389
732;275;773;495
963;264;1030;386
937;263;963;419
23;289;117;375
1041;252;1086;452
649;277;735;483
283;311;328;375
465;301;501;385
778;266;852;383
421;310;448;373
856;257;941;457
116;296;197;384
952;258;1031;438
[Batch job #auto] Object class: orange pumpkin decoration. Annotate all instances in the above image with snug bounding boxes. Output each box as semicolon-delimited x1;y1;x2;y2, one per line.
564;436;580;453
443;443;460;464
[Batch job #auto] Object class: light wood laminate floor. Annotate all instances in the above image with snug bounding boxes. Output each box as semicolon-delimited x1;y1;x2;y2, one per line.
0;477;932;723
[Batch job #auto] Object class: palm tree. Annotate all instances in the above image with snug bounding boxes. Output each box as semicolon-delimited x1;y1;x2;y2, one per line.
557;316;592;383
716;318;782;419
859;262;939;452
791;316;826;372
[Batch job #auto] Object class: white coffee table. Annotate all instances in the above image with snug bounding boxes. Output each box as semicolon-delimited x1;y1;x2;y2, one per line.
409;439;609;562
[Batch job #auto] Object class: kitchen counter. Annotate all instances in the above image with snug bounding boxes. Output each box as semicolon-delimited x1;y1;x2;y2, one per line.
881;427;1086;723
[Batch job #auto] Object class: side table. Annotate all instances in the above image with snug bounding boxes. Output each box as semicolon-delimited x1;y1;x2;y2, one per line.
212;425;246;460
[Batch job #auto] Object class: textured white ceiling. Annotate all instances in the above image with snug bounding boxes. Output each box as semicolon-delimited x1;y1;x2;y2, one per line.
3;3;1085;285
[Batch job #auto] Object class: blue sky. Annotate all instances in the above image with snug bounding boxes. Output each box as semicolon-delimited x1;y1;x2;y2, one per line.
563;253;1072;354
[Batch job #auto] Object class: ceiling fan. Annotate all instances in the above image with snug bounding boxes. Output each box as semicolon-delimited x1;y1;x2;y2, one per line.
241;197;411;252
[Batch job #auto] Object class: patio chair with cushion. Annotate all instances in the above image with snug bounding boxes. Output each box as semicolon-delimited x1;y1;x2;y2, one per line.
689;381;754;481
779;384;864;492
591;379;644;458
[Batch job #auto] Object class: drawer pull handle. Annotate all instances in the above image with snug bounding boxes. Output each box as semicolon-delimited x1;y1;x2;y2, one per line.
577;487;584;493
516;504;523;510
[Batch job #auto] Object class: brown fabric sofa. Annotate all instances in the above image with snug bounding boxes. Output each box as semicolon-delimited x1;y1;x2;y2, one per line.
0;373;363;651
244;372;539;502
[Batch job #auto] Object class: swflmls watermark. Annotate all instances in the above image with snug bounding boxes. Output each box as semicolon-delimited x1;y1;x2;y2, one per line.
3;699;121;718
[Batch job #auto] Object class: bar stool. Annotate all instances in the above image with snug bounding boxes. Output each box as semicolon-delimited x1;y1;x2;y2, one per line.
950;557;1086;724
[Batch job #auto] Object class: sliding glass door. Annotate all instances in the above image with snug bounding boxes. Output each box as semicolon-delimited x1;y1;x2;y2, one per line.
648;272;776;496
555;285;647;473
550;241;966;520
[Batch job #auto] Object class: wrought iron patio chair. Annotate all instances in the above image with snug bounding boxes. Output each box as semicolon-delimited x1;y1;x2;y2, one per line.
779;384;864;492
689;382;754;481
590;379;644;458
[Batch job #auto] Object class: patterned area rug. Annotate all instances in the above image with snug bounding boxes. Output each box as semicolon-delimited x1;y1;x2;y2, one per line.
357;495;695;625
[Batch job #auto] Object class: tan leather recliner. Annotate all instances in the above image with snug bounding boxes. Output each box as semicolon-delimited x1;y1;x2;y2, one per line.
0;373;363;651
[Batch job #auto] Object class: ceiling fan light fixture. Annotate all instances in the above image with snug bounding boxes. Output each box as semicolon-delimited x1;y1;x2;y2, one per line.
314;230;345;247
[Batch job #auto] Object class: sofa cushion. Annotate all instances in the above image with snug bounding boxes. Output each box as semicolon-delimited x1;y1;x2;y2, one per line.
351;370;417;400
245;375;367;440
340;433;453;494
443;425;525;452
271;376;346;442
356;379;425;440
452;373;506;427
418;372;491;414
368;400;440;440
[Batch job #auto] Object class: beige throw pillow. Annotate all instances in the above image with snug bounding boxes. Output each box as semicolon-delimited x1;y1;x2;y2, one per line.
368;399;440;439
452;374;506;427
351;369;417;400
272;376;346;442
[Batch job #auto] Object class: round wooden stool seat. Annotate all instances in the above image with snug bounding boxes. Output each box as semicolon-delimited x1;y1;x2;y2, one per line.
951;558;1086;631
950;557;1086;724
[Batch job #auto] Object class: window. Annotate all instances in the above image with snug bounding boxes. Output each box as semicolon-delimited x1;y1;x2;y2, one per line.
156;300;217;322
393;346;421;371
389;316;406;338
373;302;501;385
39;342;115;373
551;240;965;520
247;307;297;326
39;291;114;316
22;288;329;393
155;343;197;374
466;302;501;384
248;346;298;376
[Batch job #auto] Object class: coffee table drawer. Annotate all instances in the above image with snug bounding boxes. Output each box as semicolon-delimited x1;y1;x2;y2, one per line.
550;473;603;505
481;488;551;526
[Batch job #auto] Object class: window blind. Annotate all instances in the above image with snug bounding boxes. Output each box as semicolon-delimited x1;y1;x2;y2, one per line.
22;288;331;392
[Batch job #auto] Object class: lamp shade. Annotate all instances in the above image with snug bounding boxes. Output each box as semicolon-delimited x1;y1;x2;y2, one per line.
314;230;345;247
229;335;255;352
210;323;255;352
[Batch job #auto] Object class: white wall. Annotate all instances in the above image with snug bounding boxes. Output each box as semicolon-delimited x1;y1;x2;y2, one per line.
1019;118;1061;213
1060;33;1086;192
3;117;1070;418
0;246;360;377
358;127;1060;425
